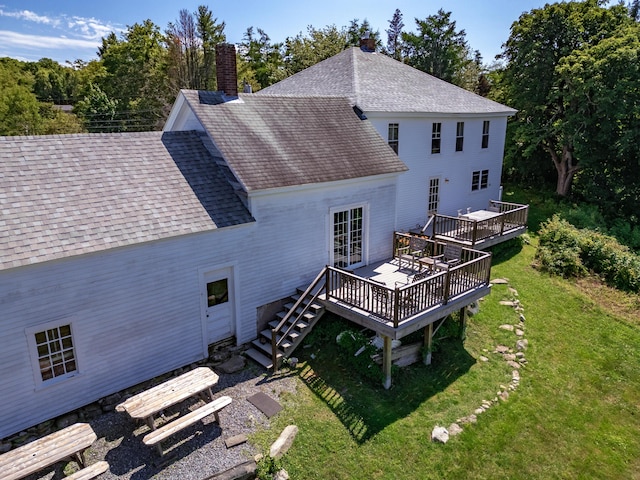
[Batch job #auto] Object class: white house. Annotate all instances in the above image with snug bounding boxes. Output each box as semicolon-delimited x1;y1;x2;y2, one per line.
0;91;406;439
0;43;516;438
260;46;517;231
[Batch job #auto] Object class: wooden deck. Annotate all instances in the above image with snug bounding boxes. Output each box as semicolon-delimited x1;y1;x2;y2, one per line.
428;200;528;249
267;233;495;389
318;234;492;341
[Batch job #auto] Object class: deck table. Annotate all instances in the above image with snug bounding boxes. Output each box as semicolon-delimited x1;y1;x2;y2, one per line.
0;422;97;480
116;367;219;430
461;209;501;222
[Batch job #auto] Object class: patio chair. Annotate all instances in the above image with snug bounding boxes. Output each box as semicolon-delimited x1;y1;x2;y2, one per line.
336;267;360;304
369;279;391;317
487;204;500;213
397;236;429;270
432;242;462;271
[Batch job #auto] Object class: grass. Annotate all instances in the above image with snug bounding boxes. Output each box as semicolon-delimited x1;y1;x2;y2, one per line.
251;189;640;479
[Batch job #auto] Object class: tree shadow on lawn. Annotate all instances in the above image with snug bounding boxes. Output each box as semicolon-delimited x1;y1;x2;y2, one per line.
296;335;475;444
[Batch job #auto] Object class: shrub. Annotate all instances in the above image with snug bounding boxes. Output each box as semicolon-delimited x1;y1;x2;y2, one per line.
535;215;640;292
335;328;382;382
535;215;587;277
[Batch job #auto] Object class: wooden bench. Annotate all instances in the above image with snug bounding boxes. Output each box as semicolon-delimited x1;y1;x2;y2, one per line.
66;461;110;480
0;422;105;480
142;395;232;455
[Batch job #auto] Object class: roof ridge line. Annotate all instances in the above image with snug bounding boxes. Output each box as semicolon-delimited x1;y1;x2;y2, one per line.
351;47;360;106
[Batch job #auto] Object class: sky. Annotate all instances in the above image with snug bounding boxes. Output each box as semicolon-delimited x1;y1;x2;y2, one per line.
0;1;565;65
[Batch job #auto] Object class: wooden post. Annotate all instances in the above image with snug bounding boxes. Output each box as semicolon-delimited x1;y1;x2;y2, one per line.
459;307;467;341
424;324;433;365
382;335;392;390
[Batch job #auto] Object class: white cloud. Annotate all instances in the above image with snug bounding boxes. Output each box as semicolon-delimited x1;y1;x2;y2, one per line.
0;8;123;41
0;8;60;26
68;16;120;40
0;30;99;50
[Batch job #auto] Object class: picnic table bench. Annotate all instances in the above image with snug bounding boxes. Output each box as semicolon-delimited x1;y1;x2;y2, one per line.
116;367;231;455
116;367;219;430
0;422;108;480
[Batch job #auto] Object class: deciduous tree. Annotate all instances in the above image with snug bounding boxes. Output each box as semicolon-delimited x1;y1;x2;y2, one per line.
500;0;631;196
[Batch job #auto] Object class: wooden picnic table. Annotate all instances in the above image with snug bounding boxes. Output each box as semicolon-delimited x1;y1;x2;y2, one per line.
0;422;102;480
116;366;219;430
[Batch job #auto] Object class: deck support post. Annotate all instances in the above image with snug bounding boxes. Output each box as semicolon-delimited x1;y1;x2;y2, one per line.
382;335;392;390
459;307;467;341
423;324;433;365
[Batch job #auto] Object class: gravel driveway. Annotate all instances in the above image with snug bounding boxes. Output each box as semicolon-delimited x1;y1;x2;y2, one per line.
26;364;299;480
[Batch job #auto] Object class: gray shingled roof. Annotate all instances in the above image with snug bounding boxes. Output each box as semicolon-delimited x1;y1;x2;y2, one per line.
182;91;408;192
0;131;254;270
259;47;516;115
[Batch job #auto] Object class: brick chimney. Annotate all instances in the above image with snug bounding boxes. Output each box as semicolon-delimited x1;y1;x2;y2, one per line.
215;43;238;96
359;32;376;52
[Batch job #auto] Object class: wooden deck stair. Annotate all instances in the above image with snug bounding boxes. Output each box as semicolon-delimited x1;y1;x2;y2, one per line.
245;288;325;369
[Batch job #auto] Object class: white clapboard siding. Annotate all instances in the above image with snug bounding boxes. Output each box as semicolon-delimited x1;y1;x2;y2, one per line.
367;115;509;230
0;173;400;439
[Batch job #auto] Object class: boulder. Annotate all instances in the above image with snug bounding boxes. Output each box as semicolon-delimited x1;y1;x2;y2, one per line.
270;425;299;459
218;355;246;374
431;426;449;444
448;423;463;436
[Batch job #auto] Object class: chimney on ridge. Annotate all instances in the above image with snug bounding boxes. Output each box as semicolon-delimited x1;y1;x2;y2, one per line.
359;31;376;52
215;43;238;96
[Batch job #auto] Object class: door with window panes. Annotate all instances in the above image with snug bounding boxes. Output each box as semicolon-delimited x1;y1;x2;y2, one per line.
428;177;440;215
332;206;364;269
202;267;234;343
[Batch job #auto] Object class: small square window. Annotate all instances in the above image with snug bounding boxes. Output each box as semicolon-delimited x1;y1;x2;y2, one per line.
32;323;77;383
207;279;229;307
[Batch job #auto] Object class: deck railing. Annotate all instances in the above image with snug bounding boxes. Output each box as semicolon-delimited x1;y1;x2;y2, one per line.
431;201;528;246
327;234;492;327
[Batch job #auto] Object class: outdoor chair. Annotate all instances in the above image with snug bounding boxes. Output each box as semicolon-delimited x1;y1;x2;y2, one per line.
369;279;391;317
397;236;429;270
432;242;462;270
487;204;500;213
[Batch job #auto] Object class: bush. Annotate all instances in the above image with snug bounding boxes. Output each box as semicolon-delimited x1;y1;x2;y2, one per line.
335;328;382;383
535;216;587;277
536;215;640;292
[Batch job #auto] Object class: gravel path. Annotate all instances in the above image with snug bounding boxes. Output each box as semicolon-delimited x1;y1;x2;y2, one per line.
27;364;299;480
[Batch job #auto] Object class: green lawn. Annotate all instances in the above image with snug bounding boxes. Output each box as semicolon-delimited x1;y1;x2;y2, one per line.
253;238;640;479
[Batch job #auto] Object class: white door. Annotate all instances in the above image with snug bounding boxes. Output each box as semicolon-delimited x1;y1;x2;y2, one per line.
428;177;440;215
332;206;365;269
201;267;235;344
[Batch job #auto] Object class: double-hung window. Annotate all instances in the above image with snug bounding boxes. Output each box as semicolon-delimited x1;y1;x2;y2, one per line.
27;322;78;386
431;123;441;154
388;123;399;154
471;170;489;191
481;120;490;149
455;122;464;151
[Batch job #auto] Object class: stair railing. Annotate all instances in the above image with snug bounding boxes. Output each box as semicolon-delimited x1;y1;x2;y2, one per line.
271;266;328;371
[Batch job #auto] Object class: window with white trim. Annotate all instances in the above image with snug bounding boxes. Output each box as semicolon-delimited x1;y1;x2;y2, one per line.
471;169;489;191
388;123;399;154
431;123;441;154
481;120;490;149
28;323;78;384
455;122;464;151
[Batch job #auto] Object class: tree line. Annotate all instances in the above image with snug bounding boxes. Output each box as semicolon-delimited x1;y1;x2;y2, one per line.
0;6;487;136
1;1;639;235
